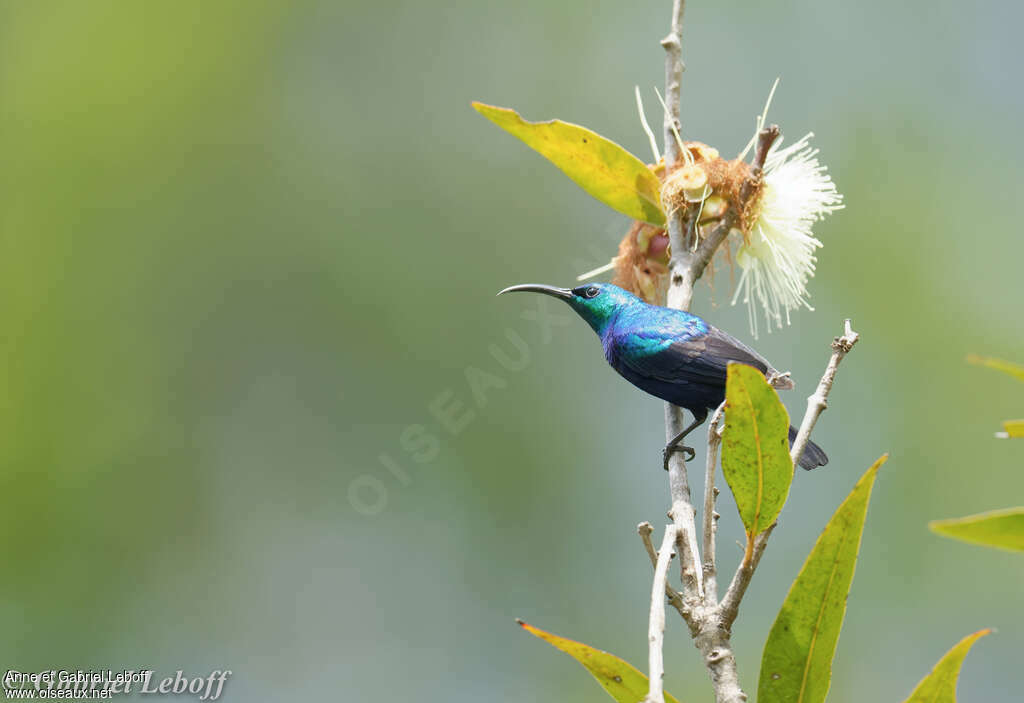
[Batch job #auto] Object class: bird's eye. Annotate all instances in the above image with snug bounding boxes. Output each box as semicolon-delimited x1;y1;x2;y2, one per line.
584;286;600;298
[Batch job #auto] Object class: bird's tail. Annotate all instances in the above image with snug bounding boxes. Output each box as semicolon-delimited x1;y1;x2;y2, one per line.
788;425;828;470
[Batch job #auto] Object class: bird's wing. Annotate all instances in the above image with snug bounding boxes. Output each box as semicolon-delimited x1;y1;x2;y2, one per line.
617;326;773;388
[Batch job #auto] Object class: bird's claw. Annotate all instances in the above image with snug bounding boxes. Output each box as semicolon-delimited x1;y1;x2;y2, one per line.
662;443;696;470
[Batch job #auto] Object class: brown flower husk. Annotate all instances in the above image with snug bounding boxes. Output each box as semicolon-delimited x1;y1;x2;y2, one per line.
612;221;669;304
611;142;754;304
661;142;750;219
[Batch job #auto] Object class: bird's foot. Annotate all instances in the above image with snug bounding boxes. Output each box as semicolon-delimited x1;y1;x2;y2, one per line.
662;443;696;471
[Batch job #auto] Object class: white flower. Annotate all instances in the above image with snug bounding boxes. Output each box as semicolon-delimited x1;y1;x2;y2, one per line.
731;133;843;337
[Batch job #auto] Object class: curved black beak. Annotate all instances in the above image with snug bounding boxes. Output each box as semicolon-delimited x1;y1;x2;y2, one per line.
497;284;573;300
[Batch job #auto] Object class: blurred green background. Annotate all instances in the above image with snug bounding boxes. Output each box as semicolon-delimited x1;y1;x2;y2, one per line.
1;1;1022;700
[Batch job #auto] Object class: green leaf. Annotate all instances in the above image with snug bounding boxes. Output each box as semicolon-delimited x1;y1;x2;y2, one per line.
966;354;1024;382
471;102;665;225
721;363;794;548
966;355;1024;435
1002;419;1024;438
901;629;991;703
929;507;1024;552
517;620;681;703
758;455;887;703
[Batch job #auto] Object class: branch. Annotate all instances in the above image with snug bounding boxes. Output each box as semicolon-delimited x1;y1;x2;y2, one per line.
658;28;782;702
701;401;726;603
662;126;784;619
638;521;659;563
639;522;690;621
664;405;704;604
663;130;780;599
656;9;785;703
719;319;860;627
660;0;685;165
719;523;775;629
655;2;798;699
643;525;678;703
790;319;860;468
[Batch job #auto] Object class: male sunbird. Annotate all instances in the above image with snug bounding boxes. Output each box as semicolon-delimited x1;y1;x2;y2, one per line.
498;282;827;470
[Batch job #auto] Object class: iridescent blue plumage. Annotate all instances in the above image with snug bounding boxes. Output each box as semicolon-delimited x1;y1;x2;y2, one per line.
498;282;827;470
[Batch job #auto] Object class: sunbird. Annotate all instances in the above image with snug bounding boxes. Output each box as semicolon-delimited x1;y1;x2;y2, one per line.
498;282;827;470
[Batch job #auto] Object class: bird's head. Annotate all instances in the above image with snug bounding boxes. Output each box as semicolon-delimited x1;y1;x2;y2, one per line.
497;282;640;335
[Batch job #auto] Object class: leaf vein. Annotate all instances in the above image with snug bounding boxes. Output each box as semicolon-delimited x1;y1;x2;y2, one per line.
796;521;851;703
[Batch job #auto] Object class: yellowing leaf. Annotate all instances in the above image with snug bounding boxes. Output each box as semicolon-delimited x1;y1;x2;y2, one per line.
472;102;665;225
929;507;1024;552
901;629;991;703
966;354;1024;382
1002;419;1024;438
758;455;887;703
721;363;794;547
517;620;681;703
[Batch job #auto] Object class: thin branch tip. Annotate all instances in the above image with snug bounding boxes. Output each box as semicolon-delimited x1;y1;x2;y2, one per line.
644;526;679;703
639;522;660;567
752;125;781;171
834;319;860;351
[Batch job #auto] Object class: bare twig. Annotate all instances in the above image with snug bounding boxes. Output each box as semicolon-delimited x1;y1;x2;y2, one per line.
658;2;701;603
660;0;685;165
639;521;689;620
644;525;678;703
790;319;859;468
638;521;659;564
701;401;726;603
664;405;705;607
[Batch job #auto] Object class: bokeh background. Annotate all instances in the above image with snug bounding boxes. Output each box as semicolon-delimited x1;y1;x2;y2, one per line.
2;1;1022;700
